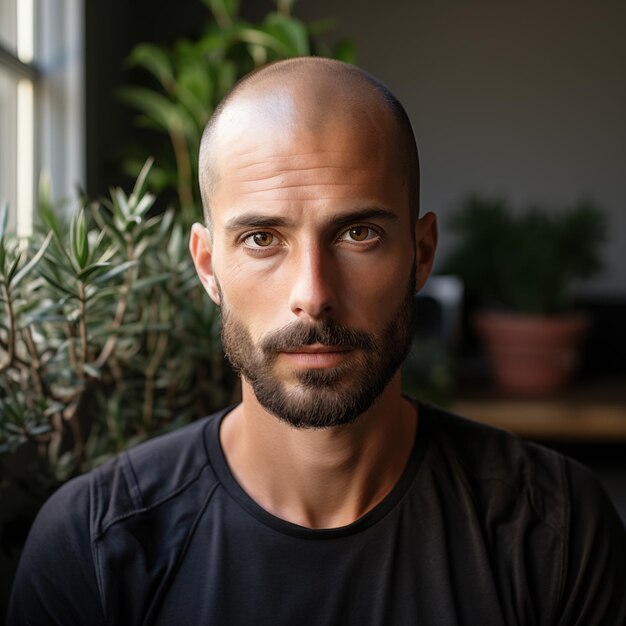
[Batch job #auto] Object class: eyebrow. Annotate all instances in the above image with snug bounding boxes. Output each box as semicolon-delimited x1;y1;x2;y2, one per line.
224;214;291;232
330;207;399;229
224;207;399;233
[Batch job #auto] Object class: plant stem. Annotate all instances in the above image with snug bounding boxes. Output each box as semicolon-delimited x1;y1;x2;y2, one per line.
169;127;194;212
65;322;79;374
94;283;131;369
78;282;88;377
276;0;292;15
0;283;15;372
22;326;45;397
48;411;64;466
209;3;232;29
95;237;135;369
143;332;168;427
64;399;85;469
109;355;123;385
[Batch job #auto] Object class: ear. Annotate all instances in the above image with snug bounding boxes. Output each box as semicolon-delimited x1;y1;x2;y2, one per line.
189;223;221;305
413;211;438;292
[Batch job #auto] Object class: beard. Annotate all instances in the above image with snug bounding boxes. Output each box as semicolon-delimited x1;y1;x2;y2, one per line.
219;266;415;430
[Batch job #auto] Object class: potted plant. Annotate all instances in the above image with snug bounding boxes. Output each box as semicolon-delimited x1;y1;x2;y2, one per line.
443;195;607;395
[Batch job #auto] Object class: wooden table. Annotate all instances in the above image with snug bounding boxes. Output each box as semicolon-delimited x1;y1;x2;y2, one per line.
453;380;626;441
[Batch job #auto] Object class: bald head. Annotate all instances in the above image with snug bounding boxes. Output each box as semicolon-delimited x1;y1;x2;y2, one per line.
199;58;420;229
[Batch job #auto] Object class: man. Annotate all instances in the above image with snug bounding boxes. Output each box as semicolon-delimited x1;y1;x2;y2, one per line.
8;58;626;624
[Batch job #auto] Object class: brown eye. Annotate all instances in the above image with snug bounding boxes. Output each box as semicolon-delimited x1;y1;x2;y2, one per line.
246;232;275;247
348;227;369;241
341;226;380;243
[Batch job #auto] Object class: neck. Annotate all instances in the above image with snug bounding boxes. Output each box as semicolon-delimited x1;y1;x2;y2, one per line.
220;373;418;529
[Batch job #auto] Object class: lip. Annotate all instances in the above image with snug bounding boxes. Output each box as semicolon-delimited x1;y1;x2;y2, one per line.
282;343;351;354
280;345;353;368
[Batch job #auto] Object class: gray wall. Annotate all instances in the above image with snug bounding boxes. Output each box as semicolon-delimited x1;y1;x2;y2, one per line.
298;0;626;295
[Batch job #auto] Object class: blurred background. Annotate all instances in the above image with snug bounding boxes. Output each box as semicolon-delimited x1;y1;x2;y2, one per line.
1;0;625;617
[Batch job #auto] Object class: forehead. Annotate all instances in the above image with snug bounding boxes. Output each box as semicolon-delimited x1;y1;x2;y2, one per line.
209;90;408;224
213;83;398;154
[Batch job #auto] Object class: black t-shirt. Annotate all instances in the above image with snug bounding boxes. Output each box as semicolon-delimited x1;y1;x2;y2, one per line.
8;403;626;625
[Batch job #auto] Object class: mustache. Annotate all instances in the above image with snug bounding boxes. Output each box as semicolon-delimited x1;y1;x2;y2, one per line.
260;320;376;354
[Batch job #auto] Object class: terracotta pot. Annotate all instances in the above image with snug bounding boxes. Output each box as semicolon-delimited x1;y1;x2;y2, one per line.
474;311;589;395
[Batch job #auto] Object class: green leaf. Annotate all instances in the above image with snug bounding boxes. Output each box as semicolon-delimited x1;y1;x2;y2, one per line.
214;61;237;101
91;260;137;285
39;255;75;283
92;205;127;251
11;232;53;288
83;363;101;379
36;267;77;297
89;223;109;257
196;31;233;58
131;193;156;220
130;157;155;206
77;262;112;282
119;87;194;137
173;75;212;127
6;252;22;284
127;44;174;91
333;39;357;64
262;13;310;56
236;27;292;57
306;18;336;37
27;424;53;436
204;0;240;28
134;217;163;246
112;188;132;220
70;209;89;269
132;273;171;291
95;244;119;263
157;209;175;241
24;299;64;322
180;61;214;105
44;402;67;416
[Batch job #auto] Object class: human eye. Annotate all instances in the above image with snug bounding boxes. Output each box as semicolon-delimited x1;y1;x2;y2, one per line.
241;231;281;253
337;225;382;245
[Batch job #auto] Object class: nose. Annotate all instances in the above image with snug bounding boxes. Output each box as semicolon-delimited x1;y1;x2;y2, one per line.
288;245;336;321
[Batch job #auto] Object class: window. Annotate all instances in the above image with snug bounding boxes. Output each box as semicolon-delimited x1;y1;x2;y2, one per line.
0;0;84;236
0;0;35;235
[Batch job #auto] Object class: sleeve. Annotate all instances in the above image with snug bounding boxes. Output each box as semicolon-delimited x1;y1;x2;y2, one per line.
556;458;626;625
6;474;107;626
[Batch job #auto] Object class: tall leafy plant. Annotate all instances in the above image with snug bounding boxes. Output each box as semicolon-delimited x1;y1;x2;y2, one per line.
0;162;229;484
120;0;356;224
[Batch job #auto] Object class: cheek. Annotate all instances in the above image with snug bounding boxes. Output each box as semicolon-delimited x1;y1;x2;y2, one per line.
335;253;413;323
215;259;285;338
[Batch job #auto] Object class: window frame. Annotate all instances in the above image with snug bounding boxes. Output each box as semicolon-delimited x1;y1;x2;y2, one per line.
0;0;85;236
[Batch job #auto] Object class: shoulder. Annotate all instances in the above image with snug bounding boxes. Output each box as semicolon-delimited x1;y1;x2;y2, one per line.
423;403;624;514
24;408;230;547
9;409;232;624
422;404;570;518
419;403;626;622
419;403;611;546
90;409;228;535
